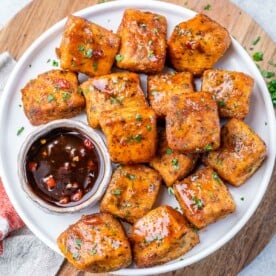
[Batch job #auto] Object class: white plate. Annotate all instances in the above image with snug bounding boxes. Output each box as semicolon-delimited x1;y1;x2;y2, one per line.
0;0;275;275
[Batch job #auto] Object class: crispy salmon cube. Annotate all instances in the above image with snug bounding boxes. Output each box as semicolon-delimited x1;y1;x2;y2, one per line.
202;118;267;186
130;205;199;267
80;72;148;128
173;167;236;229
57;213;132;272
21;70;85;125
116;9;167;74
150;130;198;186
166;92;220;153
148;72;194;117
100;107;157;164
58;15;120;77
168;14;231;76
202;69;254;119
100;165;161;224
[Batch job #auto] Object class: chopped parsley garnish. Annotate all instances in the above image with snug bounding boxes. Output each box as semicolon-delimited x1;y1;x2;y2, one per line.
75;238;82;248
168;187;175;196
268;60;276;67
51;59;59;67
110;96;124;104
93;61;98;71
252;36;261;45
171;159;179;169
62;92;71;102
148;50;154;58
139;23;147;28
115;54;124;62
153;28;159;34
192;227;198;233
17;127;24;136
72;252;80;260
136;114;142;121
204;4;211;10
150;90;158;94
77;88;82;94
47;94;55;102
84;48;93;58
127;173;136;180
78;45;85;51
146;125;152;131
212;171;220;183
205;144;213;151
90;248;97;255
218;100;226;107
240;197;245;201
261;70;275;78
166;148;173;155
267;80;276;106
134;134;142;142
113;189;122;195
253;51;263;61
191;196;204;210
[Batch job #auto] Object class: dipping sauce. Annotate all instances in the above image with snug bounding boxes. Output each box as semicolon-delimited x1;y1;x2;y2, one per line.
25;128;100;206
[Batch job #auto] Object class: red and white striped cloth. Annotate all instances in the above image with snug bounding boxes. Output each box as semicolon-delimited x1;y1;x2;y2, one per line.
0;179;24;254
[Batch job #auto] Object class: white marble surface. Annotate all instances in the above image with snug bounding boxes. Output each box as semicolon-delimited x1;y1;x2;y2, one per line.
0;0;275;275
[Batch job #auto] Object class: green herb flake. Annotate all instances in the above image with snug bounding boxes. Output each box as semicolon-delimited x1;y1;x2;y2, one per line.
136;114;142;121
127;174;136;180
75;238;82;248
115;54;124;62
139;23;147;28
62;92;71;102
253;51;263;61
47;94;55;102
134;134;142;142
166;148;173;155
17;127;24;136
52;60;59;67
191;196;204;210
84;48;93;58
204;4;211;10
90;248;97;255
218;100;226;107
268;60;276;67
113;189;122;195
110;96;124;104
153;28;159;34
261;70;275;78
205;144;213;151
93;61;98;71
148;50;154;58
240;197;245;201
78;45;85;51
252;36;261;46
212;171;220;183
72;252;80;260
150;90;158;95
47;58;51;63
77;88;82;94
171;159;179;169
146;125;152;131
267;79;276;106
168;187;175;196
192;227;198;233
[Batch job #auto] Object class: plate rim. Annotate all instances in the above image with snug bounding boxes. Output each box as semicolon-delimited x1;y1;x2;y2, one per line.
0;0;275;275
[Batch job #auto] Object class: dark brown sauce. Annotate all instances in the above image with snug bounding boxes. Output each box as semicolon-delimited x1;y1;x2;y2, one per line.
26;128;100;207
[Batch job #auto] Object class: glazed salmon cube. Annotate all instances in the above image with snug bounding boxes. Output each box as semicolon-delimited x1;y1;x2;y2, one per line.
202;118;267;186
173;167;236;229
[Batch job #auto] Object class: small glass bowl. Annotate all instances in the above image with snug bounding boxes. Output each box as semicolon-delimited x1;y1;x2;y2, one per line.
17;119;112;213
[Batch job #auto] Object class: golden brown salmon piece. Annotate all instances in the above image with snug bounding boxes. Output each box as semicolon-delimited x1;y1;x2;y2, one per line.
100;107;157;164
150;130;198;186
130;205;199;267
80;72;148;128
100;165;161;224
58;15;120;77
202;69;254;119
57;213;132;272
166;91;220;153
202;118;267;186
116;9;167;74
21;69;85;125
174;167;236;229
168;14;231;76
147;72;194;117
